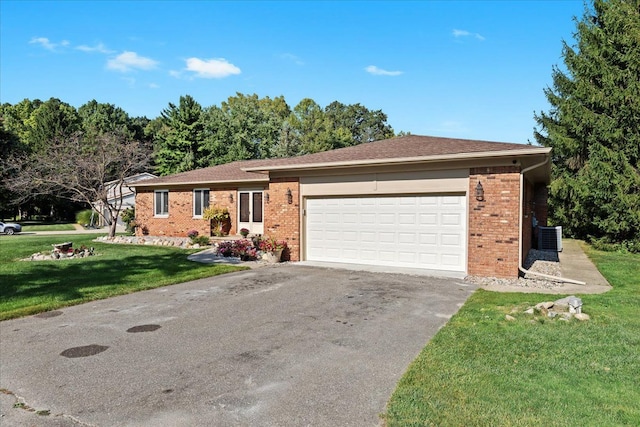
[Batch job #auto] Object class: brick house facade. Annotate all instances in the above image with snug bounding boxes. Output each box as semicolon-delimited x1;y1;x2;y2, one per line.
133;136;551;278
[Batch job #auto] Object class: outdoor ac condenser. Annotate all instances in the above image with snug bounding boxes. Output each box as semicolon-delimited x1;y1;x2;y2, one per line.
538;226;563;252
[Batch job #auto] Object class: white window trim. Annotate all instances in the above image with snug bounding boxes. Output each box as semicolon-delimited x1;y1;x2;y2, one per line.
193;188;210;218
154;189;169;217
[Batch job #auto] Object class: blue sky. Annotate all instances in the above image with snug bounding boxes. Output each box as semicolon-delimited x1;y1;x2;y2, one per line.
1;0;585;144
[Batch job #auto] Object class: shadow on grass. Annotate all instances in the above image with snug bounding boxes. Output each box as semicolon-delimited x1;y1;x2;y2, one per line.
0;248;244;319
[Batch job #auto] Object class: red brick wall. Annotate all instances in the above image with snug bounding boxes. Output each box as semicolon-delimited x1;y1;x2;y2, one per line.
135;188;236;237
264;178;300;261
468;166;521;278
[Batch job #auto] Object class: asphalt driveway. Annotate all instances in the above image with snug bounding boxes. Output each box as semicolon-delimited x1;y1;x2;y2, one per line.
0;264;476;426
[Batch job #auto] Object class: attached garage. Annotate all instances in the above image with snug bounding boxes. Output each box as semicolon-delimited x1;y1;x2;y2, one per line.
305;195;467;273
135;135;553;278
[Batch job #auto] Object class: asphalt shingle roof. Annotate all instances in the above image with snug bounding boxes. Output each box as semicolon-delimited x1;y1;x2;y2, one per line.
134;135;545;187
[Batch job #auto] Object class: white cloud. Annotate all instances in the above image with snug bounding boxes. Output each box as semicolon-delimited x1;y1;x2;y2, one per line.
364;65;403;76
168;70;182;78
76;43;114;54
29;37;58;51
453;29;485;41
280;53;304;65
149;83;159;89
184;57;241;78
107;51;158;72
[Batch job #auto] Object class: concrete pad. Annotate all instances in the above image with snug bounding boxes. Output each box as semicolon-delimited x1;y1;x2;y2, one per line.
559;239;610;288
0;265;476;426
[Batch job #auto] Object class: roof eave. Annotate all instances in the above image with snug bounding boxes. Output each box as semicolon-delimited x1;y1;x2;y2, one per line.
242;148;552;172
131;177;270;188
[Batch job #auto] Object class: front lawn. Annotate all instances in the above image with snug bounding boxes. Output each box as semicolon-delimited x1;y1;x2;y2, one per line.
21;223;77;232
385;243;640;426
0;234;245;320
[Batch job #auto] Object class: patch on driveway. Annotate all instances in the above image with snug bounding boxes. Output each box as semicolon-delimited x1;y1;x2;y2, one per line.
0;265;476;426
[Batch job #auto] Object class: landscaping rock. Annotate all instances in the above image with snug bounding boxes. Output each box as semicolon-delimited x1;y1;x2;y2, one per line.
505;315;516;321
574;313;590;321
96;235;201;249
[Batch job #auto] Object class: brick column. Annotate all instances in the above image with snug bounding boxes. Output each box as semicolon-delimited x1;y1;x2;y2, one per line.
264;178;300;261
468;166;521;278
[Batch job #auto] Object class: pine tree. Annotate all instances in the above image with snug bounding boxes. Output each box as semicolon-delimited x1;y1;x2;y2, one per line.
153;95;204;176
534;0;640;247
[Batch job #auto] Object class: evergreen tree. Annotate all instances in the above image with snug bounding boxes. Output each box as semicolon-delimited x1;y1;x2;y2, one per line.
534;0;640;246
28;98;81;152
153;95;204;176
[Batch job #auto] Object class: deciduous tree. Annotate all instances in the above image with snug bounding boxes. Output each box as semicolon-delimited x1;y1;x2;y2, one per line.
6;131;151;237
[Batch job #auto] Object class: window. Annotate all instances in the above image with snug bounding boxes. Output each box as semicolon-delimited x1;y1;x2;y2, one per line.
154;190;169;216
193;189;210;217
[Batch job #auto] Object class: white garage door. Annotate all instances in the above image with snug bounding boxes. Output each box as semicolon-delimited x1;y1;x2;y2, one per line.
305;195;467;272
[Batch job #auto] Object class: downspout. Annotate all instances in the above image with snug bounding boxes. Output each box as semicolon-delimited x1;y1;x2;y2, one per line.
518;157;586;285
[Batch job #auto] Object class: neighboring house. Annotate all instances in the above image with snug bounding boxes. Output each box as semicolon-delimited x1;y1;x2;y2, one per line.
95;173;157;226
132;135;551;278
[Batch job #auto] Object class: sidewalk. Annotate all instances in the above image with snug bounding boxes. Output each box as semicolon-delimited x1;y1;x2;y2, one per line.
559;239;611;289
20;224;126;236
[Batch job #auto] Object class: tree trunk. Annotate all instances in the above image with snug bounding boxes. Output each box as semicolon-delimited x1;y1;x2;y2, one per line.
109;220;118;238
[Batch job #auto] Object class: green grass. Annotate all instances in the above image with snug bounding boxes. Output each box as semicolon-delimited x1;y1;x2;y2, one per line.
385;242;640;426
0;234;246;320
21;223;77;232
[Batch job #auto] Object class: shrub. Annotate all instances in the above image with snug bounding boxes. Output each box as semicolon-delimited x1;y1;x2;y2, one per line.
204;206;231;236
121;207;136;234
187;229;199;239
259;237;287;252
191;235;210;246
75;209;95;226
240;228;250;237
589;236;640;253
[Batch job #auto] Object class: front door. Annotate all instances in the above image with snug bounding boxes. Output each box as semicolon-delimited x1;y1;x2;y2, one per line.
238;190;264;235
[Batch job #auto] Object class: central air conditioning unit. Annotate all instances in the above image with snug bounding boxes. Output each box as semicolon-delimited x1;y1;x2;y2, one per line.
538;226;563;252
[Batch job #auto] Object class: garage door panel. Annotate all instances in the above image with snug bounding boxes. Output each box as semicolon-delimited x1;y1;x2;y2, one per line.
379;232;396;243
441;254;462;266
306;195;466;272
442;213;462;226
398;232;416;244
360;231;376;242
441;233;462;246
378;213;395;225
398;213;416;225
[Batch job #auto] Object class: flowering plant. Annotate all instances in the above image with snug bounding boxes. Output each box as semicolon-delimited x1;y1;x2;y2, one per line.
187;229;199;239
233;239;257;260
215;239;257;260
259;237;287;252
239;228;250;237
216;240;234;257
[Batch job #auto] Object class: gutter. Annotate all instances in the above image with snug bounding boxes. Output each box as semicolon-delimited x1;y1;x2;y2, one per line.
518;157;586;285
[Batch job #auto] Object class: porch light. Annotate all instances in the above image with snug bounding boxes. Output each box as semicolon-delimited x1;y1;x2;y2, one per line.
228;193;234;203
286;188;293;204
475;181;484;201
265;192;270;203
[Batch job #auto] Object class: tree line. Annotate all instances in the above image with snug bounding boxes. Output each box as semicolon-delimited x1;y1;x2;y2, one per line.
0;94;395;224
